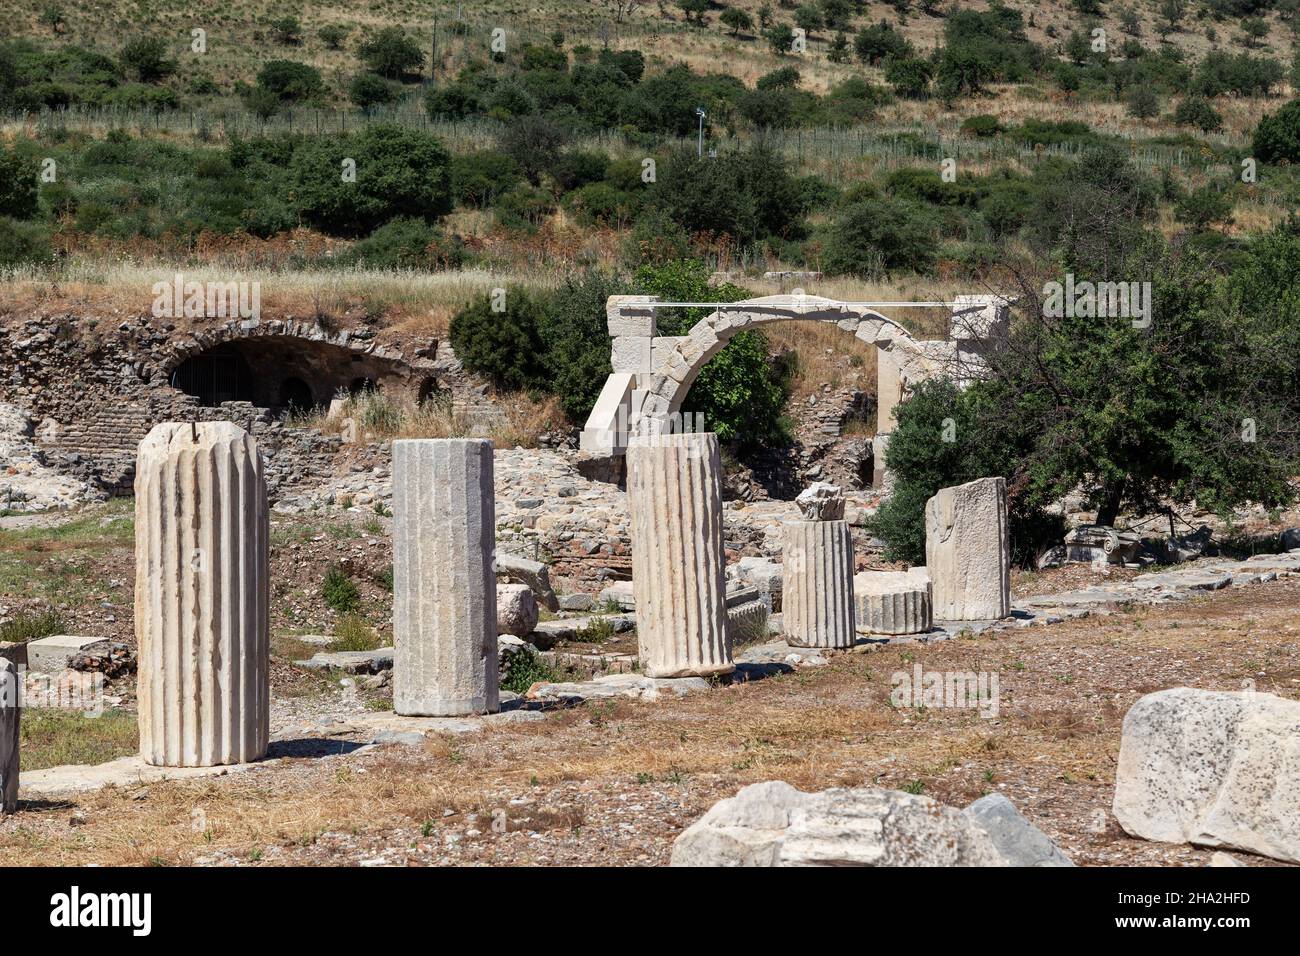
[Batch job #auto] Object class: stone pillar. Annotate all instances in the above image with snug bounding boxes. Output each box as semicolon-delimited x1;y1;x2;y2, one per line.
135;422;270;768
854;571;932;635
925;477;1011;621
627;432;733;678
393;438;499;716
1;659;18;814
782;483;856;649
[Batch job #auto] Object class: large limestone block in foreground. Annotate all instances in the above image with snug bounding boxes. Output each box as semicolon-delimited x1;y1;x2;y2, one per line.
854;570;932;635
670;781;1009;866
1;659;18;813
782;520;856;649
925;477;1010;620
627;432;733;678
135;422;270;767
1113;688;1300;863
393;439;499;716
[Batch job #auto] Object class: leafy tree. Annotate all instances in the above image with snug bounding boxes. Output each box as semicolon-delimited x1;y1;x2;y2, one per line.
0;149;39;220
764;23;796;54
855;20;912;65
289;124;453;236
1127;85;1160;119
1172;94;1223;132
648;145;805;243
358;27;424;79
497;113;568;185
827;32;852;63
721;8;753;35
449;287;547;391
885;57;934;98
794;5;825;33
1175;185;1235;231
0;217;52;267
1253;99;1300;162
118;36;176;82
450;150;524;207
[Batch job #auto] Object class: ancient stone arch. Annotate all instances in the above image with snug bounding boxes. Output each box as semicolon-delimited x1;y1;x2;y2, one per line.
580;292;1008;486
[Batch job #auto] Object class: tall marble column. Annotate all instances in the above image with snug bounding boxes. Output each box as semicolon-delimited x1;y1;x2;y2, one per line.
135;422;269;768
0;659;18;813
393;438;499;715
627;432;733;678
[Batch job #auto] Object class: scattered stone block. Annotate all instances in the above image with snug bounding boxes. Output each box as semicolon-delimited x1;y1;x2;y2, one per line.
526;673;710;703
496;583;539;637
732;557;784;612
598;580;636;610
964;794;1074;867
1113;687;1300;863
795;481;845;521
854;571;932;635
495;551;560;612
627;432;733;678
393;439;499;717
135;422;270;768
925;477;1011;621
25;634;104;674
671;782;1008;867
297;648;395;674
725;586;769;645
559;593;594;612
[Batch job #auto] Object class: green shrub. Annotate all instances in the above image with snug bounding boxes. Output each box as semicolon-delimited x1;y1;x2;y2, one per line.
322;565;362;614
331;613;382;651
0;149;38;219
348;72;400;110
318;24;350;50
960;114;1002;137
500;645;559;694
118;36;175;82
346;217;465;269
255;60;324;102
1172;95;1223;133
451;150;523;207
1253;100;1300;164
0;216;52;268
822;197;936;276
885;57;933;98
449;287;547;391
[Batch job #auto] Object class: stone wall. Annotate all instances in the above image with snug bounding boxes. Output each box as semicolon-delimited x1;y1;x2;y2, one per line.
0;311;484;502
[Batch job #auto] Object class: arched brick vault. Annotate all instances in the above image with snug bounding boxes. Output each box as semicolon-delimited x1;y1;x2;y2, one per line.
160;317;440;407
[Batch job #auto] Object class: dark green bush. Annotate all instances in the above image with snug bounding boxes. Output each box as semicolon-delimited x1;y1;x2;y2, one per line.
451;150;523;207
322;565;361;614
822;197;936;276
0;149;39;219
348;72;400;110
449;287;547;391
0;216;52;268
255;60;324;102
346;217;465;269
357;27;424;79
1253;99;1300;164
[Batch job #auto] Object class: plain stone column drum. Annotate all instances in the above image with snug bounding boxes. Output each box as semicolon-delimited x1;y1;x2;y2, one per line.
135;422;270;768
782;520;856;648
1;659;18;813
627;432;734;678
393;438;499;716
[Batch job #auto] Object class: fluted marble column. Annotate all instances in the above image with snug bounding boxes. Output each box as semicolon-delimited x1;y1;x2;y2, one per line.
783;520;856;648
627;432;733;678
1;660;18;813
135;422;269;768
393;439;499;716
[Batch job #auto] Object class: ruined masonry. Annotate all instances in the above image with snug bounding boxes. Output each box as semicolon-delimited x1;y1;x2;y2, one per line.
393;438;500;716
627;431;734;678
925;477;1011;621
135;422;270;768
1;659;18;813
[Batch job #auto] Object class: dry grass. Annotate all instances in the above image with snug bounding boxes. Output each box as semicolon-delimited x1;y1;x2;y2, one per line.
301;388;568;448
4;576;1299;865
